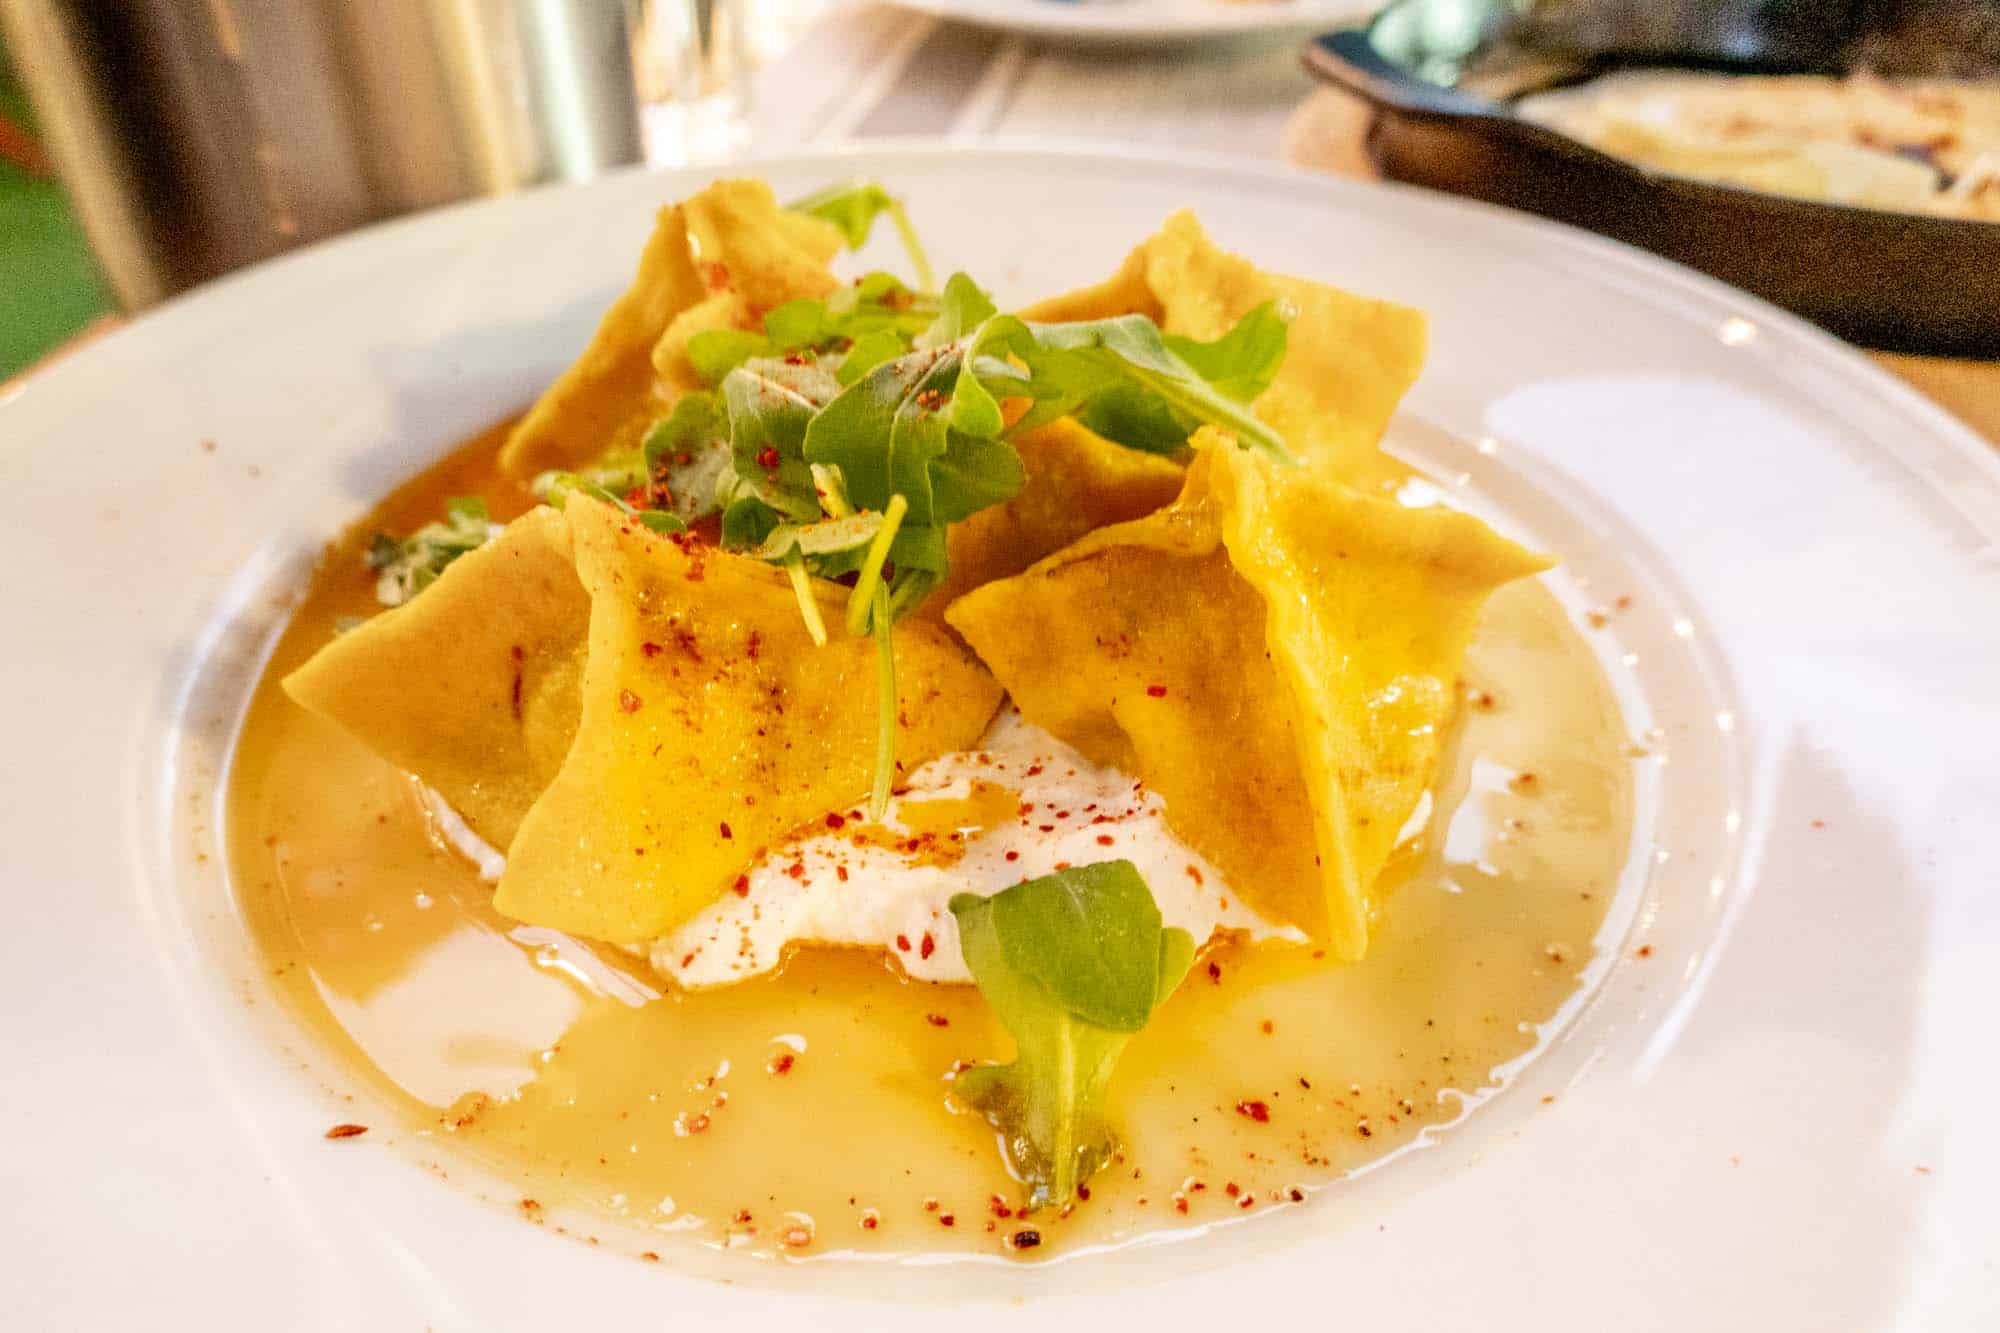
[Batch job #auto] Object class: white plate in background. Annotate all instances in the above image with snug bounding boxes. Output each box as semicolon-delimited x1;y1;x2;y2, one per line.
0;145;1995;1330
886;0;1368;45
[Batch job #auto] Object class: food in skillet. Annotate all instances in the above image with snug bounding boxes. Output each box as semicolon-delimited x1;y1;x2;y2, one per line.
1518;71;2000;220
233;178;1632;1257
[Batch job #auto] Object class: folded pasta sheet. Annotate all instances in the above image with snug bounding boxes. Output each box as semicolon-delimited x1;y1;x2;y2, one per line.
284;507;587;849
499;179;846;482
946;439;1548;960
1023;212;1427;482
494;499;1003;944
931;416;1187;612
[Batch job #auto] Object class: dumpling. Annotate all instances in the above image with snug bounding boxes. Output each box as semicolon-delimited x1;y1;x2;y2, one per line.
1022;212;1427;482
929;416;1186;613
946;438;1548;960
495;497;1004;944
499;180;845;482
283;507;587;849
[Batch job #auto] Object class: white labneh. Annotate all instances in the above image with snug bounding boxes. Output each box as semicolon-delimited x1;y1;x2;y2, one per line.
425;709;1299;989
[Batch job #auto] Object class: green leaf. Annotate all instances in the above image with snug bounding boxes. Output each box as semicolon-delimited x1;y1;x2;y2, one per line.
1162;299;1290;404
837;328;907;385
1013;311;1296;462
949;862;1195;1209
789;180;934;291
915;273;997;350
641;391;732;523
762;299;831;352
747;511;884;562
687;328;770;386
930;429;1025;524
723;358;838;523
365;494;499;607
803;347;951;526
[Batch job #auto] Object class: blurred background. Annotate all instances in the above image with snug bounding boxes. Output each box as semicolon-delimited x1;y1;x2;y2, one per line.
2;0;1995;385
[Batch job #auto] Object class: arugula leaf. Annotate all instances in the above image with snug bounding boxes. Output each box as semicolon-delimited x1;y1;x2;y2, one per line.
915;272;998;350
789;180;935;291
686;328;768;385
532;471;687;534
1012;314;1295;461
1162;299;1290;404
722;358;838;523
747;511;884;562
949;862;1195;1209
365;495;499;607
640;390;732;523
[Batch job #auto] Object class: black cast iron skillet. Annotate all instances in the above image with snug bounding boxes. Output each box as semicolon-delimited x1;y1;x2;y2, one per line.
1304;0;2000;356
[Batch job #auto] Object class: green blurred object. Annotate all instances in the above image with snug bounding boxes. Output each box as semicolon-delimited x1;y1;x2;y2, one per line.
0;42;111;380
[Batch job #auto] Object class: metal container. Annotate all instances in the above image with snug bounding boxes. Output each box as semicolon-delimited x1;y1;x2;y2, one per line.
0;0;643;310
1303;0;2000;356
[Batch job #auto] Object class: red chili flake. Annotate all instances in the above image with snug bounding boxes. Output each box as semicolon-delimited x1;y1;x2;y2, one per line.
719;822;733;840
641;1251;660;1262
989;1195;1014;1218
1003;851;1019;865
1810;819;1826;829
1009;1229;1041;1250
1145;684;1168;698
687;1114;711;1134
1036;823;1054;833
746;630;762;660
769;1052;795;1075
1053;860;1070;871
1224;1182;1241;1198
835;865;849;882
324;1123;368;1140
755;446;780;470
896;934;912;952
920;932;936;960
860;1213;879;1230
923;1198;939;1212
1637;945;1654;958
825;811;847;830
1357;1122;1374;1138
1185;865;1203;886
1076;1185;1091;1201
1207;960;1223;983
1174;1196;1189;1214
1288;1187;1306;1203
1585;609;1609;629
1095;834;1115;846
786;862;806;880
1236;1100;1271;1123
1025;764;1043;777
938;1214;956;1228
618;689;643;713
925;1013;950;1028
1509;771;1539;792
1237;1194;1255;1210
1615;594;1633;610
640;641;664;658
783;350;812;366
732;874;749;897
1260;1020;1274;1035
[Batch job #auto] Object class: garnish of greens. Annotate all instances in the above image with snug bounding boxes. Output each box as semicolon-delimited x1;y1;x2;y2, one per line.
949;861;1195;1210
530;181;1296;817
366;497;500;607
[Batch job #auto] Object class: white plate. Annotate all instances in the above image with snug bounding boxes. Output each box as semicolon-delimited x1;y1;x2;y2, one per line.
2;144;1995;1331
885;0;1367;45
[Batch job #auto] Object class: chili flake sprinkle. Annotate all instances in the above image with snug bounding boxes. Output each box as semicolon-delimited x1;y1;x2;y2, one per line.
1235;1100;1271;1123
324;1123;369;1140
